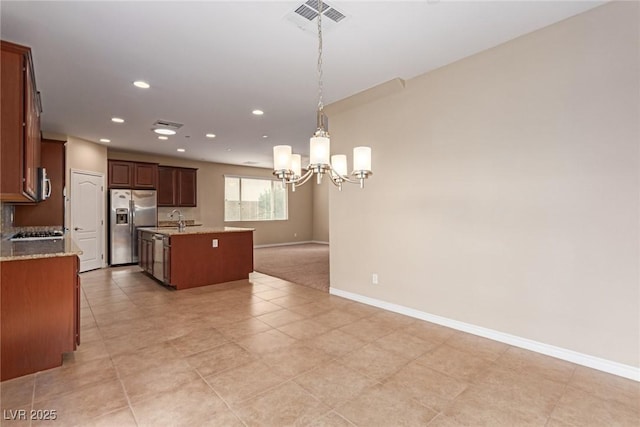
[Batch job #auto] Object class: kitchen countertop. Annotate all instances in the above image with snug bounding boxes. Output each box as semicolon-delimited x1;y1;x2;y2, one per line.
138;226;254;236
0;235;83;261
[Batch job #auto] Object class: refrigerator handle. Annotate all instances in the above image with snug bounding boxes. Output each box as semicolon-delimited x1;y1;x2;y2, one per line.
129;199;134;233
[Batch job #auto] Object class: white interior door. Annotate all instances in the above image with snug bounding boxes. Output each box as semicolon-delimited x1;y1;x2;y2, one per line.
71;170;104;272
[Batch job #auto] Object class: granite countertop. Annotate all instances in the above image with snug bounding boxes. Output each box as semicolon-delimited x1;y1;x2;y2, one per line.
157;220;203;227
138;226;254;236
0;235;83;261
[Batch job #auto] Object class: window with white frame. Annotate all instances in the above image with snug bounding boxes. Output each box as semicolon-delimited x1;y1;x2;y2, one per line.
224;176;288;221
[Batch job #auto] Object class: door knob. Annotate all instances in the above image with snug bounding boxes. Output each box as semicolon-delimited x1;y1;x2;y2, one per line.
74;227;83;231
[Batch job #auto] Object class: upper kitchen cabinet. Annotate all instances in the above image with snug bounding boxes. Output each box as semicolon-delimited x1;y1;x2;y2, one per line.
14;139;65;226
0;40;42;202
158;166;197;207
108;160;158;189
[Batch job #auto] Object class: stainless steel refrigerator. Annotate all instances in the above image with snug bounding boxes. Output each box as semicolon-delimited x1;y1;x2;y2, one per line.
109;189;157;265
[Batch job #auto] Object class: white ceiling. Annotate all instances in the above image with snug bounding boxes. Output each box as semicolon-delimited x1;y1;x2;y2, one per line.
1;0;604;168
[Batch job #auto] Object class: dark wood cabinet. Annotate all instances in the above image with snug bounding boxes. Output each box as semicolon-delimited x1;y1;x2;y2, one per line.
157;165;197;207
1;255;80;381
108;160;158;189
138;230;154;274
163;237;171;284
14;139;65;226
1;40;41;202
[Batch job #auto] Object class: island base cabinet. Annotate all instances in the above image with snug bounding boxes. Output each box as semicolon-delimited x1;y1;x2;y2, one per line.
169;231;253;290
1;256;79;381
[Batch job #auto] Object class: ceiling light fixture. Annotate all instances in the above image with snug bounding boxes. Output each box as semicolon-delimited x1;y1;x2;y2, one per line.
154;128;176;136
133;80;150;89
206;133;216;138
99;138;110;143
158;136;168;140
177;148;186;152
272;0;372;191
252;109;264;116
111;117;125;123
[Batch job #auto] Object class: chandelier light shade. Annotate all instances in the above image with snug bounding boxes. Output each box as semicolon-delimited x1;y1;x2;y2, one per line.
272;0;372;191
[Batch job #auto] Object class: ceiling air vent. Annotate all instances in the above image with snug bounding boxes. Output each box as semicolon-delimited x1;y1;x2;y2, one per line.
286;0;348;35
152;120;183;130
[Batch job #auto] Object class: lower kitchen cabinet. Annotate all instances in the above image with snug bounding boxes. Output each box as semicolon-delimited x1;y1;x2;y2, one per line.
138;228;253;290
138;230;154;274
0;255;80;381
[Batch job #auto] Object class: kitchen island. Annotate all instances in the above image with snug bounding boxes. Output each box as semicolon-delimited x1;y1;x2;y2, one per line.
138;226;254;290
0;236;82;380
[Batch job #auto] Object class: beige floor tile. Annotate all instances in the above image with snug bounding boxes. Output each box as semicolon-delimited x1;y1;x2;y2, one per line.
168;327;229;356
0;374;35;410
294;363;378;408
245;300;285;316
62;340;111;367
31;379;127;426
33;357;118;402
496;347;576;384
373;330;437;359
131;378;242;427
289;301;335;317
237;329;298;355
307;411;355;426
257;308;306;328
186;342;255;376
234;381;330;426
445;332;510;361
550;386;639;427
277;318;331;340
452;366;567;422
304;329;367;358
384;360;469;412
338;317;394;342
269;294;313;309
120;359;201;403
341;302;381;318
335;383;437;426
103;329;168;356
254;289;291;300
569;366;640;410
403;321;459;345
84;407;137;427
339;344;412;381
441;395;548;426
216;317;273;340
205;360;287;404
415;344;494;382
111;341;181;377
310;309;365;329
260;343;332;378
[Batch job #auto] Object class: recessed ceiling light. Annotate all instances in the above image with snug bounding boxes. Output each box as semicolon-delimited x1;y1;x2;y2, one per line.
206;133;216;138
99;138;110;143
177;148;186;152
226;148;232;152
111;117;125;123
252;109;264;116
262;135;268;139
158;136;168;140
154;128;176;135
133;80;150;89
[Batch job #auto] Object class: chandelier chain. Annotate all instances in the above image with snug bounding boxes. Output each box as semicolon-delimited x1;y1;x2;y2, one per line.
317;0;324;115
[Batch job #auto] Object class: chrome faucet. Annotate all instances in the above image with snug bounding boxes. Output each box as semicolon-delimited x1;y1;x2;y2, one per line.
169;209;185;232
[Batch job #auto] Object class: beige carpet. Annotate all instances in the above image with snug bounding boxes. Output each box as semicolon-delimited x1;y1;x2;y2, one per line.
253;243;329;292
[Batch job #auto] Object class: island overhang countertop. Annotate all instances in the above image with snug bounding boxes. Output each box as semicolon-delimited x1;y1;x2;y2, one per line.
138;226;254;236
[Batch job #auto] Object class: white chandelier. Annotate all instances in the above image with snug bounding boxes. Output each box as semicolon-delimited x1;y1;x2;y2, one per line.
273;0;372;191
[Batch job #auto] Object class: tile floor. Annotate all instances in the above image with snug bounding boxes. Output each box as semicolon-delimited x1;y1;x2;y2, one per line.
1;266;638;426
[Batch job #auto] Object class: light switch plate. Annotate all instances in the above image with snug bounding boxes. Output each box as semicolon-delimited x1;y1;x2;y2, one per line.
212;239;218;248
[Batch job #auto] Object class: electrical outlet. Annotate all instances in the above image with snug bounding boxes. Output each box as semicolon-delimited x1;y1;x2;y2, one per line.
212;239;218;248
372;273;379;285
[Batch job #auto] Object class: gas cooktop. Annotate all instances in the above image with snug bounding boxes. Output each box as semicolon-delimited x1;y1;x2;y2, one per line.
10;230;64;241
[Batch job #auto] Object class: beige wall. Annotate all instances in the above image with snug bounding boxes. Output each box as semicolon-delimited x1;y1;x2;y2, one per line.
108;150;314;246
328;2;639;368
312;178;329;243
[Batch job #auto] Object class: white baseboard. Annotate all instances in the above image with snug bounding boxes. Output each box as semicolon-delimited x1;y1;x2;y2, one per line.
254;241;329;248
330;287;640;382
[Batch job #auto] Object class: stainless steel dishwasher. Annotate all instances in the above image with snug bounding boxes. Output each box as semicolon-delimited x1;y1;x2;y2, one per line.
152;234;164;281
